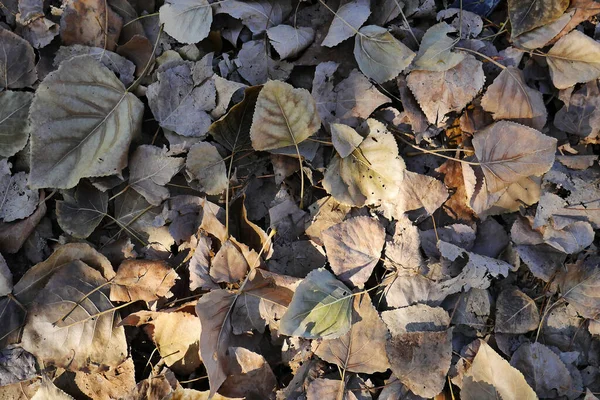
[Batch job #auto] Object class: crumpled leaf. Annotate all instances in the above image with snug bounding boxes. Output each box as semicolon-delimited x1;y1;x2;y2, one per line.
323;119;405;207
147;62;216;138
21;260;127;371
216;0;292;34
354;25;415;83
472;121;557;193
510;342;572;398
0;346;36;386
60;0;122;51
110;259;178;302
322;0;370;48
413;22;465;71
407;54;484;126
322;216;385;288
382;304;453;398
29;56;143;189
129;145;184;206
547;30;600;89
250;80;320;151
56;180;108;238
495;286;540;334
0;29;37;89
0;161;39;223
557;256;600;319
267;25;315;59
461;340;537;400
185;142;228;195
0;91;32;158
280;268;353;339
508;0;569;37
314;292;390;373
159;0;212;44
481;67;547;130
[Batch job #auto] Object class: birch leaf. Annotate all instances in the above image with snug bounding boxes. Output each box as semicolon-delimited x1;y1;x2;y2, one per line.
29;56;144;189
508;0;569;37
472;121;557;193
314;293;390;373
413;22;465;71
0;91;32;158
322;216;385;288
280;268;353;339
159;0;212;44
481;67;547;130
354;25;415;83
268;25;315;59
322;0;370;48
407;55;484;126
547;30;600;89
250;80;320;151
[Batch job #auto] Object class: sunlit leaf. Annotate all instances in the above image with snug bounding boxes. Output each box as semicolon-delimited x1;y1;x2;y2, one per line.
29;56;143;189
330;123;364;158
250;80;320;151
280;268;353;339
413;22;465;71
354;25;415;83
547;30;600;89
322;0;370;48
110;259;178;302
159;0;212;44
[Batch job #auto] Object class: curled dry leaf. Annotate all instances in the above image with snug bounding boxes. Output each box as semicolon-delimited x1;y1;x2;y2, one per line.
407;54;484;126
472;121;557;193
110;259;178;302
29;56;143;189
547;30;600;89
21;260;127;372
354;25;415;83
280;268;353;339
159;0;212;44
0;91;32;158
314;293;390;373
250;80;321;151
481;67;547;130
322;216;385;288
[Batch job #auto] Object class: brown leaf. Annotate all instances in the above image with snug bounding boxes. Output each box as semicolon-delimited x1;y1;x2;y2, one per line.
495;286;540;334
111;259;178;302
508;0;569;37
209;239;249;284
547;30;600;89
553;0;600;43
557;256;600;319
60;0;123;51
73;358;136;400
220;347;277;399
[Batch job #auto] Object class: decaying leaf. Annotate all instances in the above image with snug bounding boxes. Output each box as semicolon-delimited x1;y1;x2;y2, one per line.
56;180;108;238
0;29;37;89
21;260;127;371
472;121;557;193
547;30;600;89
508;0;569;37
29;56;143;189
110;259;178;302
0;161;39;223
481;67;547;130
314;293;390;373
555;80;600;138
60;0;122;51
219;347;277;399
280;268;353;339
209;239;249;284
250;80;320;151
159;0;212;44
322;216;385;288
0;91;32;158
495;286;540;334
354;25;415;83
557;256;600;319
407;54;484;126
0;346;37;386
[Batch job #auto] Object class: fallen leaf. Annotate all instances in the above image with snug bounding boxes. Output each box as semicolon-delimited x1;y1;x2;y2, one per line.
322;0;370;48
512;11;573;49
185;142;228;195
557;256;600;319
413;22;465;71
461;340;537;400
268;25;315;59
0;91;32;158
31;377;74;400
0;161;39;223
72;358;136;400
235;39;293;85
280;268;353;339
555;80;600;138
495;286;540;334
110;259;178;302
21;260;127;371
354;25;415;83
0;29;37;89
481;67;547;130
216;0;292;34
407;54;484;126
219;347;277;399
60;0;122;51
472;121;557;193
547;30;600;89
209;239;249;284
330;123;364;158
250;80;320;151
508;0;569;37
554;0;600;42
147;62;216;138
29;56;143;189
314;292;390;373
322;216;385;288
159;0;212;44
0;346;36;386
56;180;108;238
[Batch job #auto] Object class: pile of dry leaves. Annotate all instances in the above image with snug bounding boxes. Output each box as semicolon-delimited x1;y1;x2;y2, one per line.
1;0;600;399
